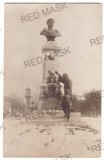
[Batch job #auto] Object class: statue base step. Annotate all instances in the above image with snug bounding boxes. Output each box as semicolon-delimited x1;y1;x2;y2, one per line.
38;98;62;110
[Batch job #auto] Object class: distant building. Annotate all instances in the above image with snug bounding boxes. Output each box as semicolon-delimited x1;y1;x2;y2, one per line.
25;86;31;109
77;96;85;101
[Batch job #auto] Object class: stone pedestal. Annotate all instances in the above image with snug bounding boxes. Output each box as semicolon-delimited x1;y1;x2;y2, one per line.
39;41;62;109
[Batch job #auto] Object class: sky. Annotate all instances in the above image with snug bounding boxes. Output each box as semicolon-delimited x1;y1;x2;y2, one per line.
4;3;102;101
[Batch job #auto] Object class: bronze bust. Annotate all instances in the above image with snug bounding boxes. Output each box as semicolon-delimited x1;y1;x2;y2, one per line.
40;18;61;41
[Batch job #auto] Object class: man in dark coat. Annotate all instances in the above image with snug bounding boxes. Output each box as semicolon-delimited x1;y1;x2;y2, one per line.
62;89;71;121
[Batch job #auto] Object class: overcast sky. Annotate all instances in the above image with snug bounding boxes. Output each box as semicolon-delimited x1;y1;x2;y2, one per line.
4;3;102;100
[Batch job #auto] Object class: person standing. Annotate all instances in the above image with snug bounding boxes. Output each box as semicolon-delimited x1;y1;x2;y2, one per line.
62;89;71;121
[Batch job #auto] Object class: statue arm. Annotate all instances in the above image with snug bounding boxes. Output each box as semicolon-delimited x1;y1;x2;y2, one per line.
58;74;64;83
55;71;64;83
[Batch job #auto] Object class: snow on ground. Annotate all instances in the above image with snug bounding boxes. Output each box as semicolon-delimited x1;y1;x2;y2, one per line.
3;116;101;158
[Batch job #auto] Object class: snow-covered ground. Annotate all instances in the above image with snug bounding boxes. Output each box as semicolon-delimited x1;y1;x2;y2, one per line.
3;116;101;158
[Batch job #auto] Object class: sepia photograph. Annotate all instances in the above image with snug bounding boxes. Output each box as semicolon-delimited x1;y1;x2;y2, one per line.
3;3;102;158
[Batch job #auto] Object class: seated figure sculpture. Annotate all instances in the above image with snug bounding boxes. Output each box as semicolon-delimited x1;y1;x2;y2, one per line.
47;70;57;83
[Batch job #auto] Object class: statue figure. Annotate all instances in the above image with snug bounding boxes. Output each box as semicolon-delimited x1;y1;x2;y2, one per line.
48;52;55;60
47;70;57;83
40;18;61;41
44;52;55;61
55;71;72;96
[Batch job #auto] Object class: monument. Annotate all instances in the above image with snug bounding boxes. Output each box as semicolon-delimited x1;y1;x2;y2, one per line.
39;18;62;110
25;86;31;109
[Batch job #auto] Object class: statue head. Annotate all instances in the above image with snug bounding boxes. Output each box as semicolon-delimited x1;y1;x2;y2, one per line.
48;70;55;77
47;18;55;28
63;73;69;80
40;18;61;41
